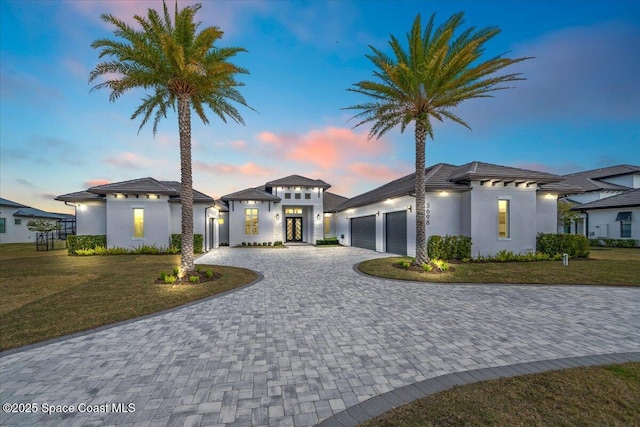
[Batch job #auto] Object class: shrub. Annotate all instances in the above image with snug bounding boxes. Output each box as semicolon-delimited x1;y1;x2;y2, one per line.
159;271;168;280
172;266;180;276
189;275;199;283
422;263;432;272
268;242;272;246
262;242;267;246
274;241;283;246
432;259;450;271
170;234;204;253
317;237;340;245
205;269;214;279
67;235;107;254
74;248;95;256
427;235;471;260
401;261;411;269
241;242;246;246
164;275;177;284
589;238;639;248
494;250;517;262
93;246;108;255
536;233;589;258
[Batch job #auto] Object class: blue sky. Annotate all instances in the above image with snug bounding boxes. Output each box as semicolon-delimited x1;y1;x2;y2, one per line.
1;0;639;214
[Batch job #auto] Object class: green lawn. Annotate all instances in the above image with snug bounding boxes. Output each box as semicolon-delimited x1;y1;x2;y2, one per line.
360;362;640;427
359;248;640;286
0;243;257;351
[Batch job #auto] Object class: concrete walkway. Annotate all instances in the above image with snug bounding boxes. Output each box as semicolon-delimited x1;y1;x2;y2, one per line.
1;246;639;427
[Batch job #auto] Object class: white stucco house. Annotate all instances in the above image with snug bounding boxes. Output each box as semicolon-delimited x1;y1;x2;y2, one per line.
559;165;640;237
572;188;640;241
0;198;74;244
219;175;348;246
333;161;568;257
55;178;217;251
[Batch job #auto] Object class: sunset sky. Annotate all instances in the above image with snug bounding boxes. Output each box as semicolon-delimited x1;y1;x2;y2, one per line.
1;0;639;214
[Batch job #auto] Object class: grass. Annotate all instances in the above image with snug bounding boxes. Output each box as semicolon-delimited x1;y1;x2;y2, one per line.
360;362;640;426
359;248;640;286
0;243;257;351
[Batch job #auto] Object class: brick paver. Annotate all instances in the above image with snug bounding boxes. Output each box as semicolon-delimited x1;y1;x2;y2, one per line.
1;246;639;426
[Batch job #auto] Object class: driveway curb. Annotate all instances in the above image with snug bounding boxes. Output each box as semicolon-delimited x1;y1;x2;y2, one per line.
315;351;640;427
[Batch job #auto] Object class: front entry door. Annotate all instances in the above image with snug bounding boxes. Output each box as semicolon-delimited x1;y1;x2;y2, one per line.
286;217;303;242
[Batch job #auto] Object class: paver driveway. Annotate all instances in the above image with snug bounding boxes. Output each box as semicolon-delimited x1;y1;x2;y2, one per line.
1;246;639;427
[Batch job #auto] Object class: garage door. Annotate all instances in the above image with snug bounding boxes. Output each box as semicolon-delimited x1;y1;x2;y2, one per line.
351;215;376;250
385;211;407;255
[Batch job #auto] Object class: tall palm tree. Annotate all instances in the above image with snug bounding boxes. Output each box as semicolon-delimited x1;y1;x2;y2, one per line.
345;12;530;266
90;1;251;277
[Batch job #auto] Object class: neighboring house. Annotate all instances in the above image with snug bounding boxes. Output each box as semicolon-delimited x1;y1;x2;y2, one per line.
219;175;348;246
572;188;640;240
0;198;75;244
56;178;217;251
333;162;567;257
559;165;640;236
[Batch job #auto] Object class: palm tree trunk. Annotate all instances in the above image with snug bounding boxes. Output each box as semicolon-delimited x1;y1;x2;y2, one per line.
414;120;428;266
177;94;194;277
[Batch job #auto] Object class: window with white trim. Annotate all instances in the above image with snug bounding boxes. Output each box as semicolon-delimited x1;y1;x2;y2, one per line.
498;199;510;238
133;208;144;238
245;208;259;235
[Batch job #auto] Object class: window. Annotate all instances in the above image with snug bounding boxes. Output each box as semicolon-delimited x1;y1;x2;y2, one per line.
285;208;303;214
305;193;311;199
616;211;632;238
0;218;5;233
133;208;144;238
245;208;259;235
295;193;301;199
498;199;510;238
324;216;331;235
284;193;291;199
15;218;22;225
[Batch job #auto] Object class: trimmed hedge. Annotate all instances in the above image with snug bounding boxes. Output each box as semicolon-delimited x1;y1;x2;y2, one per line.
427;235;472;260
589;238;639;248
67;235;106;254
170;234;204;254
536;233;589;258
316;237;339;245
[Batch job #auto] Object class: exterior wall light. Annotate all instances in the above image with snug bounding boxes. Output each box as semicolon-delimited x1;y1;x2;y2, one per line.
407;205;412;213
276;213;280;220
376;211;380;216
316;214;321;220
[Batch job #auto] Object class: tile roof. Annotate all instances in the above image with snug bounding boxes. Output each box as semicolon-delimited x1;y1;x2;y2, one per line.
265;175;331;189
538;182;585;195
55;191;105;202
56;178;214;204
323;192;349;212
561;164;640;192
220;187;281;202
572;188;640;210
448;161;561;183
335;162;561;211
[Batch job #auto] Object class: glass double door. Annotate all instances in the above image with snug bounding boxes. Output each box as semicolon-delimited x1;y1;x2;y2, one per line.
286;217;303;242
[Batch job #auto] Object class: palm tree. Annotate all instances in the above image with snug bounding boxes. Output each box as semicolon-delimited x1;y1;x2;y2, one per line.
345;12;530;266
89;1;251;277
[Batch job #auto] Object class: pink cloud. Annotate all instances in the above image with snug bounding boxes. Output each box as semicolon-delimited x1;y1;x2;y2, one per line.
104;152;166;168
348;163;405;182
256;126;389;170
84;179;111;188
230;140;247;150
194;161;271;177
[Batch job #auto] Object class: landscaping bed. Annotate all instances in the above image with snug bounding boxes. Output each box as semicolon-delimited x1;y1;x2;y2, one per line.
359;248;640;286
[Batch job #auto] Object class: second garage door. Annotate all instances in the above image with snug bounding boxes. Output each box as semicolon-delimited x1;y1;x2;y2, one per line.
385;211;407;255
351;215;376;250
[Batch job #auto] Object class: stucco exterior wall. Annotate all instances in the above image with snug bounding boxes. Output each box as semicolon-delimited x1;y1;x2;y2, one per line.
227;200;277;245
599;173;640;189
105;195;170;249
76;201;106;235
567;191;623;204
0;209;36;243
586;207;639;240
536;193;558;234
469;182;538;257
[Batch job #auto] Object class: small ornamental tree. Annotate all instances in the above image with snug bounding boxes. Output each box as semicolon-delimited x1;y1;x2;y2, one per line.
26;219;60;233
